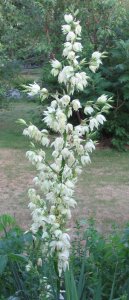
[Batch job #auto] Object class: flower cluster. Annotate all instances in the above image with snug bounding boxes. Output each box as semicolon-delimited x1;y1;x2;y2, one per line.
23;13;111;277
89;51;106;73
50;14;90;95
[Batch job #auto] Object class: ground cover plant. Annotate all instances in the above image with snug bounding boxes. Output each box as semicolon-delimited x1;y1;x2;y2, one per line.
1;7;129;300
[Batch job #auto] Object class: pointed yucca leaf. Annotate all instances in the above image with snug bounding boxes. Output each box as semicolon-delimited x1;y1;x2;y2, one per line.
64;269;71;300
64;268;78;300
77;272;85;299
93;279;102;300
0;254;8;275
71;271;79;300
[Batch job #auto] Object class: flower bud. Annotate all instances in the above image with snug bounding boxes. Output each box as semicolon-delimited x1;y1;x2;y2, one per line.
64;14;73;24
72;99;81;111
66;31;76;42
97;95;107;105
37;258;43;267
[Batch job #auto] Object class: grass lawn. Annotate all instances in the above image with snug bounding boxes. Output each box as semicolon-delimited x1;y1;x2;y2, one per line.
0;100;42;148
12;67;43;89
76;149;129;232
0;100;129;231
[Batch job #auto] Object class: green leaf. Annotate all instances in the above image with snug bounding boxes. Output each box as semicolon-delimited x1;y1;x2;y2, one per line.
119;74;129;83
0;255;8;275
9;253;28;262
64;269;71;300
93;279;102;300
71;271;79;300
65;268;79;300
0;214;16;232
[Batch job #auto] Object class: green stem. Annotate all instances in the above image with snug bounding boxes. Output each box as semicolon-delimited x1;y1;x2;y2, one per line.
53;253;61;298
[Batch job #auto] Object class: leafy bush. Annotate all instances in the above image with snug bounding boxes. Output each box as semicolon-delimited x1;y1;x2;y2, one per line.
100;39;129;150
68;219;129;299
0;214;33;299
103;112;129;151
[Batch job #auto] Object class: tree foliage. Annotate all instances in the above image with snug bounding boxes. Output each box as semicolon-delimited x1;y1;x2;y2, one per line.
1;0;129;148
